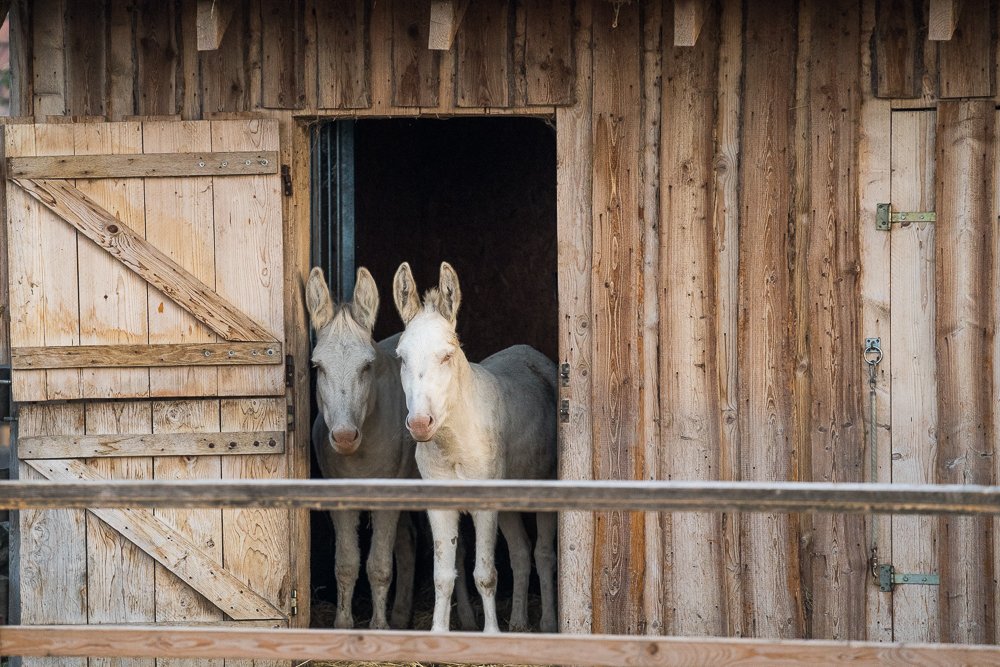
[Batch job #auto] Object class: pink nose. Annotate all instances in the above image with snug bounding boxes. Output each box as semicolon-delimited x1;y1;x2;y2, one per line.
332;428;359;445
406;415;434;439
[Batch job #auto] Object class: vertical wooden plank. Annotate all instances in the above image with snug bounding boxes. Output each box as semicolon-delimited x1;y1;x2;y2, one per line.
83;401;155;667
935;99;995;644
711;0;744;639
590;0;644;636
5;124;45;401
737;0;802;638
640;0;664;637
180;0;203;120
937;0;994;99
0;125;9;369
556;0;593;636
796;0;866;641
871;0;924;99
660;0;723;637
63;0;107;116
200;0;252;113
248;0;263;111
456;0;510;107
889;109;938;642
32;0;66;116
391;0;440;107
302;0;318;110
859;0;893;644
9;0;33;116
261;0;305;109
152;399;224;667
143;120;219;397
316;0;370;109
521;0;573;105
210;119;284;396
994;106;1000;649
928;0;960;40
34;123;81;401
74;122;150;399
16;403;87;667
136;0;180;115
108;0;139;120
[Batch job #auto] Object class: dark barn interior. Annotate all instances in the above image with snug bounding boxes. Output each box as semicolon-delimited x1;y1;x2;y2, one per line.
309;117;558;629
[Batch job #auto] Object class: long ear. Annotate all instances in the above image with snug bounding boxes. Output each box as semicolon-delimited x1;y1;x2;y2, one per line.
350;266;379;332
393;262;421;325
437;261;462;326
305;267;334;330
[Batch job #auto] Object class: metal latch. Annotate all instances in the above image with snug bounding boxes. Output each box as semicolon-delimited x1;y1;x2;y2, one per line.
290;589;298;616
876;203;936;231
878;564;939;592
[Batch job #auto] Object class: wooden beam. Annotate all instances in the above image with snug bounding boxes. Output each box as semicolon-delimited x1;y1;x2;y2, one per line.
11;342;283;369
25;459;285;620
11;178;278;342
4;625;1000;664
8;151;279;178
928;0;960;40
1;478;998;514
18;431;285;459
428;0;469;50
674;0;706;46
197;0;235;51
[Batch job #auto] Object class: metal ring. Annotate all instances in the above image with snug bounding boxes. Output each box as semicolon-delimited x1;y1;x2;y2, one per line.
864;344;883;366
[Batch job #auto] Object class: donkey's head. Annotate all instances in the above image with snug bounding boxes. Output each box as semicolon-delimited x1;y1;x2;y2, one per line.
392;261;463;443
306;266;381;456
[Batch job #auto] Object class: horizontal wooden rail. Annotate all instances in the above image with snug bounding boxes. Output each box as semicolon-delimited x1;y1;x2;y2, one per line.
7;151;278;178
1;479;998;514
11;342;283;369
18;431;285;459
2;625;998;664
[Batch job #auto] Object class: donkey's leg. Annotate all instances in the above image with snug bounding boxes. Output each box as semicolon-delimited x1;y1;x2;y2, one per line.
367;509;400;629
471;510;501;633
427;509;461;632
498;511;531;632
535;511;558;633
331;510;361;629
455;535;478;630
389;511;416;629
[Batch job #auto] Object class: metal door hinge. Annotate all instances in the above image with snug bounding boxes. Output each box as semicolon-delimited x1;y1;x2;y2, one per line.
559;399;570;423
281;165;293;197
876;203;936;231
878;564;939;592
290;589;298;616
560;363;570;386
285;354;295;388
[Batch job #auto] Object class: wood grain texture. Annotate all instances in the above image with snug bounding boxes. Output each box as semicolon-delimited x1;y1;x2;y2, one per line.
9;0;33;116
179;0;202;120
0;124;9;367
9;151;279;178
937;0;994;99
590;0;645;636
200;0;253;113
197;0;235;50
428;0;469;50
673;0;705;46
32;0;66;115
890;110;939;643
136;0;180;115
316;0;370;109
11;177;277;343
521;0;573;105
108;0;138;120
712;0;744;639
456;0;510;107
871;0;924;98
660;0;723;636
6;625;1000;665
796;0;866;641
738;0;802;638
391;0;440;107
18;431;285;459
934;99;995;644
12;343;283;369
261;0;305;109
64;0;107;116
928;0;959;40
858;0;893;643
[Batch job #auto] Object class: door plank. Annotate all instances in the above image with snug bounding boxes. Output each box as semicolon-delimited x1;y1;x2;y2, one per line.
11;177;277;343
18;431;285;459
12;342;283;369
8;151;279;178
25;458;286;621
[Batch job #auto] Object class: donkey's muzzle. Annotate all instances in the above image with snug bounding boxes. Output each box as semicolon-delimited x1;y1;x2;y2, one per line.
406;414;435;442
331;428;361;455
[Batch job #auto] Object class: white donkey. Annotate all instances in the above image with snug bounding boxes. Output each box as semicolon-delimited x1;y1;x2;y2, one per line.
392;261;558;633
307;266;418;630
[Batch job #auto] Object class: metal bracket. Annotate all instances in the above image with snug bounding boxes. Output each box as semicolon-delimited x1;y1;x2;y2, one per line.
560;363;570;386
290;589;298;616
0;365;11;424
876;203;936;231
559;399;570;423
281;164;293;197
878;564;939;592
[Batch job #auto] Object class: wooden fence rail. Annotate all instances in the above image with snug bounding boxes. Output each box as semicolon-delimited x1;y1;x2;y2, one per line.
1;478;998;514
2;625;999;665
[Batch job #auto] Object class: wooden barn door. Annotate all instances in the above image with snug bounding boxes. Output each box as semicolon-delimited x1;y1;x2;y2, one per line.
4;119;294;666
887;103;996;644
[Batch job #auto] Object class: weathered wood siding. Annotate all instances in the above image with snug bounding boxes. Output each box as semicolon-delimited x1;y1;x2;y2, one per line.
7;0;1000;645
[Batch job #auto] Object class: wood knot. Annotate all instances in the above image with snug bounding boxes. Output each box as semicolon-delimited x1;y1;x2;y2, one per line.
106;224;120;234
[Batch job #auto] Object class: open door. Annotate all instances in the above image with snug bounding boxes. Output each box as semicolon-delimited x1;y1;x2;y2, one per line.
4;119;295;666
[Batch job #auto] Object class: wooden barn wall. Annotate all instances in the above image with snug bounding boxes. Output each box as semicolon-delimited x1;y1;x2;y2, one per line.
7;0;1000;645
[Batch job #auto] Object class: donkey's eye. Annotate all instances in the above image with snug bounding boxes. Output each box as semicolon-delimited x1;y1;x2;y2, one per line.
441;353;453;365
361;361;372;373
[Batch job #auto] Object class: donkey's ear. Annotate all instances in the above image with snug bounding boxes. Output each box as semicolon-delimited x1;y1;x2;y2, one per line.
350;267;379;332
305;267;334;331
437;261;462;326
393;262;421;325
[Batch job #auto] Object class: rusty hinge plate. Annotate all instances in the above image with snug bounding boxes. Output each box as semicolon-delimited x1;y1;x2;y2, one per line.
876;203;936;231
878;564;939;592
